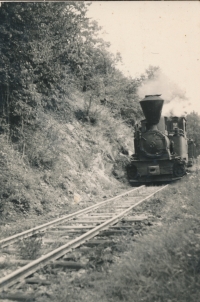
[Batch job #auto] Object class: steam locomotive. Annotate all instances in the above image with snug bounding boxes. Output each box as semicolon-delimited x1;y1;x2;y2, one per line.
127;95;196;183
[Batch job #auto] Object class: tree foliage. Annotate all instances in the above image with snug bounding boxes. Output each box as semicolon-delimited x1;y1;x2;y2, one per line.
0;2;158;149
187;111;200;155
0;3;93;133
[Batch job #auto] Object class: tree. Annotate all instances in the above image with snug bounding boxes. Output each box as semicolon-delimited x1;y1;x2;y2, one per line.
0;1;159;150
0;2;95;137
186;111;200;155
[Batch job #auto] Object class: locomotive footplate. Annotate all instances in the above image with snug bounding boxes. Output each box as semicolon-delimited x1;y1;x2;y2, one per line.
127;159;178;183
129;175;181;184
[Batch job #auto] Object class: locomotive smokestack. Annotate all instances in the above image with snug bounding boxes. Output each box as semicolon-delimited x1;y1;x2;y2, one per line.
140;95;164;125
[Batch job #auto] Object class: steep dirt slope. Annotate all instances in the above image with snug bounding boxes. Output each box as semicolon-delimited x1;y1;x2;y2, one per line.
0;91;135;232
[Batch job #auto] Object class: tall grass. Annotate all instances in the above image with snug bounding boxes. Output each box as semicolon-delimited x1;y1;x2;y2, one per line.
38;169;200;302
97;170;200;302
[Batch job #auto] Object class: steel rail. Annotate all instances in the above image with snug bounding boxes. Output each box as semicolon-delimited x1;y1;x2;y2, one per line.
0;186;144;248
0;185;168;291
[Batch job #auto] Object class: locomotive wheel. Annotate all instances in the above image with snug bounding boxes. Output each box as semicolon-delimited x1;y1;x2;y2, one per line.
173;163;186;177
127;163;138;179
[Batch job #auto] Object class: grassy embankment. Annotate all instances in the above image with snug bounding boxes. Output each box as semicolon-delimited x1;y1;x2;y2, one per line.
0;91;133;236
43;166;200;302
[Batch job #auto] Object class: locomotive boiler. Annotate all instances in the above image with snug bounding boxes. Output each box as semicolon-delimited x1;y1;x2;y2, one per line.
127;94;196;183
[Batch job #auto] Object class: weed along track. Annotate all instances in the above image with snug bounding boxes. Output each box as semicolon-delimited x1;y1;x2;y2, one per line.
0;185;167;300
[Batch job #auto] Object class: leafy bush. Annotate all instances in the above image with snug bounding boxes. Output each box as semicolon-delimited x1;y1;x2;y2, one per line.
17;234;43;260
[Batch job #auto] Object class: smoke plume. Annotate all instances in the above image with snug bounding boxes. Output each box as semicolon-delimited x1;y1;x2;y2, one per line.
137;69;192;116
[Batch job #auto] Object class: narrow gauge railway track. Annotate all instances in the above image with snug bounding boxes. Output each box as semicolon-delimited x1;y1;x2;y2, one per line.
0;185;167;299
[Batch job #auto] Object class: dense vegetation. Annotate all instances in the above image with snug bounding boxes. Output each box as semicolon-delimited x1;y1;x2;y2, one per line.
186;111;200;154
0;2;149;150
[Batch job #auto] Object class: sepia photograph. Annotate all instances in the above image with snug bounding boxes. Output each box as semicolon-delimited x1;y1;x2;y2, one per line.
0;1;200;301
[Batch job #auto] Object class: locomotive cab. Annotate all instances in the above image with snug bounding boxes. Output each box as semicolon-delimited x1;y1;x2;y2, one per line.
167;117;188;162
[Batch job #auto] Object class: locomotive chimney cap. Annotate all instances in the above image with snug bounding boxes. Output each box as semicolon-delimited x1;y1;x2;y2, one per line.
143;95;163;100
145;94;161;97
140;94;164;125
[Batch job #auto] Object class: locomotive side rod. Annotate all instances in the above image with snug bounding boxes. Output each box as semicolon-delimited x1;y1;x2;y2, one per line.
0;185;168;291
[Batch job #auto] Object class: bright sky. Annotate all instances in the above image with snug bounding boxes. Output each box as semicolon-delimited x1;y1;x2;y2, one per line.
87;1;200;115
